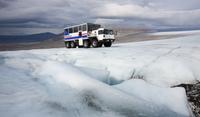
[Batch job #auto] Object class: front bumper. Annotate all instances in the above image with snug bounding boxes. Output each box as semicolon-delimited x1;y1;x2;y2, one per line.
102;39;115;42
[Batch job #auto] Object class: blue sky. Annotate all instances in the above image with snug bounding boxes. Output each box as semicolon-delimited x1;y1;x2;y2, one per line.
0;0;200;35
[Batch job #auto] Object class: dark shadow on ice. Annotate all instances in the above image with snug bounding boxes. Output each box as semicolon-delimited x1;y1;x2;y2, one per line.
80;90;188;117
81;90;104;112
45;101;69;112
0;55;8;65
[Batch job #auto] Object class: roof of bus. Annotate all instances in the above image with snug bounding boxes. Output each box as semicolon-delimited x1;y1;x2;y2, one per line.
64;23;100;29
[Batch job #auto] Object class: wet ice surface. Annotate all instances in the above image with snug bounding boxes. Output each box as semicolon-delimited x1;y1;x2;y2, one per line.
1;33;200;117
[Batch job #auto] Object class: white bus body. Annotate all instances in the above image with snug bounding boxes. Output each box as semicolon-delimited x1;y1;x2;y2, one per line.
64;23;115;48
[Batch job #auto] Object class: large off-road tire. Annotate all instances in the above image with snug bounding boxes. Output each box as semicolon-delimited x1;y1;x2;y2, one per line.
83;40;90;48
65;42;71;48
91;39;99;48
70;41;76;48
104;41;112;47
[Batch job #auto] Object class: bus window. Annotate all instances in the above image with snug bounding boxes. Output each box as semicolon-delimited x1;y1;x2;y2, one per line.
98;30;103;35
79;26;82;31
83;25;86;31
64;29;69;35
69;28;73;33
88;24;93;31
74;27;78;32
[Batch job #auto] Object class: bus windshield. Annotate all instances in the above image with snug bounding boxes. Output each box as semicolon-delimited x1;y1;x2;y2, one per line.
98;29;113;35
104;29;113;35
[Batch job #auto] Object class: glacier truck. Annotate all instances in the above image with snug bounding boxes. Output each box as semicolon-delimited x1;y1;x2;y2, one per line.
64;23;115;48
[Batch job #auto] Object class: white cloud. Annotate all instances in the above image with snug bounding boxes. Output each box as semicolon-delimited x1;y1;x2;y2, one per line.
94;3;200;26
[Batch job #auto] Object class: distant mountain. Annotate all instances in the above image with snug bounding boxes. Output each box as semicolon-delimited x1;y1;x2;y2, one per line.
0;32;57;44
